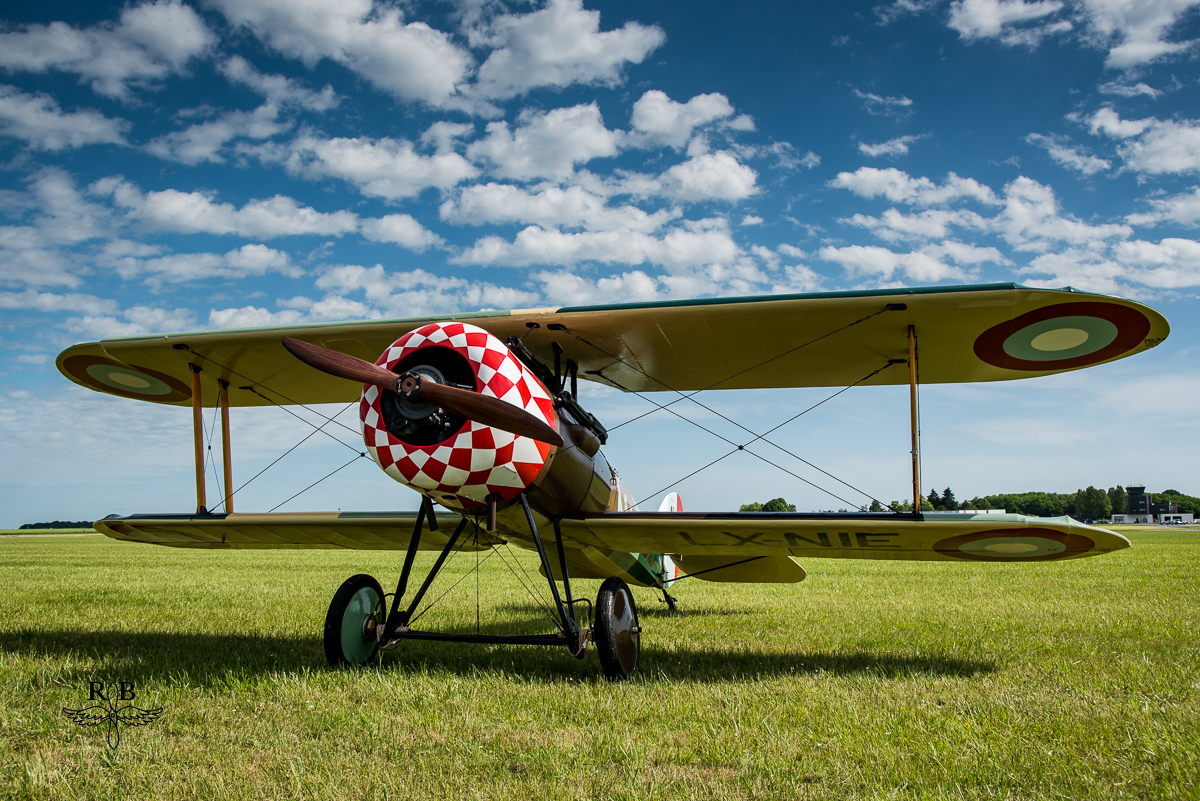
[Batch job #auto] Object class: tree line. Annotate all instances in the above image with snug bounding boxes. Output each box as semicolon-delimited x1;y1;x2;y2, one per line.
740;486;1200;517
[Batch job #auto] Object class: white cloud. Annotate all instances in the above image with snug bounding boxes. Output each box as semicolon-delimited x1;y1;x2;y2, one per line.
147;104;287;165
66;305;195;339
208;305;307;328
875;0;941;25
1126;188;1200;226
820;244;988;284
842;208;990;242
218;55;340;111
1112;237;1200;287
949;0;1069;45
0;289;118;315
15;354;47;365
1081;0;1200;68
536;268;662;305
741;215;764;226
1098;80;1162;98
993;176;1131;251
207;0;473;107
854;90;914;117
440;183;678;233
1086;107;1151;138
284;133;478;199
628;90;735;150
469;0;665;101
658;151;758;202
946;0;1200;68
1025;133;1111;175
467;104;620;181
313;264;540;316
830;167;1000;206
858;135;923;158
359;214;443;251
1019;238;1200;293
0;170;113;288
450;220;740;270
0;85;128;151
101;180;359;238
105;244;302;288
0;1;215;100
1088;109;1200;174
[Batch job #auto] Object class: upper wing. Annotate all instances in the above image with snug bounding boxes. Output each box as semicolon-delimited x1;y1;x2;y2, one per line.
56;283;1168;407
556;511;1130;563
94;511;500;550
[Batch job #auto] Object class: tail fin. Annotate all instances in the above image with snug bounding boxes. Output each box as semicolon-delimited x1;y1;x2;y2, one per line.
656;493;683;586
657;492;683;513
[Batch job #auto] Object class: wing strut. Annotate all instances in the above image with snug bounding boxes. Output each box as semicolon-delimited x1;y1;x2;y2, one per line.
189;364;207;514
218;379;234;514
908;325;921;518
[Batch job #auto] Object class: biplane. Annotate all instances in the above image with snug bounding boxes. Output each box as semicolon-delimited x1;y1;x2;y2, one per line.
56;282;1168;680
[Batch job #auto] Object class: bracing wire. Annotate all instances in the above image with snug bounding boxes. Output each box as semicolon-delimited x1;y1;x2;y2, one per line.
267;452;366;513
211;401;359;512
556;311;900;505
625;362;898;509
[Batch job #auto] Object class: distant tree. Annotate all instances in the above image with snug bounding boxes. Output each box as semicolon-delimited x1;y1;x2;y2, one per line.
963;496;991;510
868;499;885;512
889;499;911;512
1107;485;1127;516
1074;486;1112;518
919;497;935;511
762;497;797;513
927;489;941;510
739;498;797;512
1154;489;1200;515
19;521;93;530
941;487;957;511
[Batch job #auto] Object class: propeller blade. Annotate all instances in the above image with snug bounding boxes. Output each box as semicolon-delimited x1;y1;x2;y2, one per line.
282;336;398;392
282;337;564;447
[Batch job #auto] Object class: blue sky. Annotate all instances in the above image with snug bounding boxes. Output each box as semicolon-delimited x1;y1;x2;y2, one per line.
1;0;1198;526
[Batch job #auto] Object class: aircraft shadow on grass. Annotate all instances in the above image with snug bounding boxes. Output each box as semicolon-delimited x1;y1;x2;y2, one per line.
0;628;994;685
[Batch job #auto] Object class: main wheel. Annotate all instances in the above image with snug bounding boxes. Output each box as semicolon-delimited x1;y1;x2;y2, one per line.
595;577;640;681
324;574;385;667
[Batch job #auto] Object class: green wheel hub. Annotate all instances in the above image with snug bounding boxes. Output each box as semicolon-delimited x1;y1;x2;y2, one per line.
324;574;385;667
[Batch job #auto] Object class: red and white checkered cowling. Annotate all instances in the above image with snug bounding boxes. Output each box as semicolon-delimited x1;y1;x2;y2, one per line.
360;322;557;508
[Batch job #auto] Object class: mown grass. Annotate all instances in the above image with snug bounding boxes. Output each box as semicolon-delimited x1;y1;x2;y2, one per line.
0;531;1196;800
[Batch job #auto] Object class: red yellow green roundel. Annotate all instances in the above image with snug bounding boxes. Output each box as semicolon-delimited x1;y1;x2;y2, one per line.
973;301;1151;372
61;354;192;403
933;528;1098;562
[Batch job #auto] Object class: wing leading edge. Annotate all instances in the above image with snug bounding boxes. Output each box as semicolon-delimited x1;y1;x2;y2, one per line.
57;283;1168;407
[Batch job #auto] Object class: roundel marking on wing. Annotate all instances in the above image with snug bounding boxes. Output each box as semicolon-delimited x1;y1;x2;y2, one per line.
62;355;192;402
973;301;1151;371
933;528;1096;562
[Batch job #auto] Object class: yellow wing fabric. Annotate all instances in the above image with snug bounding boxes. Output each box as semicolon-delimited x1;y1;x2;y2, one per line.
57;283;1168;407
557;512;1130;564
94;511;499;550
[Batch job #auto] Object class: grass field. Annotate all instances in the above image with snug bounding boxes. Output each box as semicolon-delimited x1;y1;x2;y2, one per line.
1;530;1197;800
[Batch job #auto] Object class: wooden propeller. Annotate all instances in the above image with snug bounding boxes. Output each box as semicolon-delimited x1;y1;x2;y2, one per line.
282;336;563;447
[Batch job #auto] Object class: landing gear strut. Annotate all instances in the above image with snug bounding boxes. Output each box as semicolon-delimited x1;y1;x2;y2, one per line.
322;495;643;679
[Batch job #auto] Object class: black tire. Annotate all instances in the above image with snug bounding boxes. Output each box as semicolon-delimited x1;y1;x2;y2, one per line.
324;574;385;667
595;577;640;681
